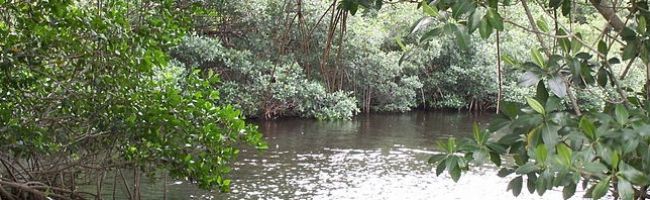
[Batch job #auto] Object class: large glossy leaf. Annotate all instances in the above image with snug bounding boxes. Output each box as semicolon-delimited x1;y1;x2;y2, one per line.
519;71;540;87
548;76;566;97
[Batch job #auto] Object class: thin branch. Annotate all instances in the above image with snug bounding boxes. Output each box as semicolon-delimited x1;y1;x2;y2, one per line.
520;0;551;56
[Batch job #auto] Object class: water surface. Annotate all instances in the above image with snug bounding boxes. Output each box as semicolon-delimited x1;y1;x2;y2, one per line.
109;111;592;199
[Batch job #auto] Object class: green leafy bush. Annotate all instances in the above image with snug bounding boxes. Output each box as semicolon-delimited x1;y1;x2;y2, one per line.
172;35;359;119
0;1;265;198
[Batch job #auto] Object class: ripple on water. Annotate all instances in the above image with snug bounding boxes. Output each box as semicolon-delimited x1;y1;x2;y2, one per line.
211;147;594;200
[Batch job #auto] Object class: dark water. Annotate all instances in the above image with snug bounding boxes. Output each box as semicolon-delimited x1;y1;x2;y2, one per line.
98;111;590;199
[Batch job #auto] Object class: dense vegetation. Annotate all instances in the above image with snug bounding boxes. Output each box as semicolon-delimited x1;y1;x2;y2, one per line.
4;0;650;199
0;1;265;199
400;0;650;199
177;0;647;120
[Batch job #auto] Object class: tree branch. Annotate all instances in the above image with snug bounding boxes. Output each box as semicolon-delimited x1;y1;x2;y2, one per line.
589;0;626;32
520;0;551;56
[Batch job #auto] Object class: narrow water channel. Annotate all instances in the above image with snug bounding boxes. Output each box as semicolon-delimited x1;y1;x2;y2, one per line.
103;111;591;199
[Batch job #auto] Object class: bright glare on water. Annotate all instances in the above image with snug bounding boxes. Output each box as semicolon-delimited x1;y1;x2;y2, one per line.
104;112;599;199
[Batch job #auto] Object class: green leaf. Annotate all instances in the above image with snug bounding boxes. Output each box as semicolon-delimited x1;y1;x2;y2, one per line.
614;104;629;125
556;143;572;167
579;116;596;141
488;0;498;8
498;168;514;177
622;41;637;60
468;11;482;33
619;162;650;185
449;160;461;182
428;154;446;164
449;24;470;50
536;19;550;32
535;144;548;163
597;40;608;56
549;0;561;9
591;176;610;200
420;27;443;43
507;176;523;197
597;67;608;87
531;48;545;69
562;183;576;200
542;125;560;151
582;161;608;175
608;57;621;65
446;137;457;153
489;151;502;167
479;17;493;39
571;33;583;53
472;122;483;144
527;173;537;194
561;0;571;16
451;0;475;20
535;80;548;104
502;53;518;66
621;27;637;42
435;160;446;176
557;29;571;54
422;2;439;17
548;76;566;97
526;97;545;114
617;178;634;200
611;151;620;169
520;71;541;87
515;162;539;174
487;9;503;31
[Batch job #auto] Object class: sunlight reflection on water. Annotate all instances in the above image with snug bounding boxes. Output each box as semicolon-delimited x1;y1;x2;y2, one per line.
119;112;605;199
217;145;591;200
